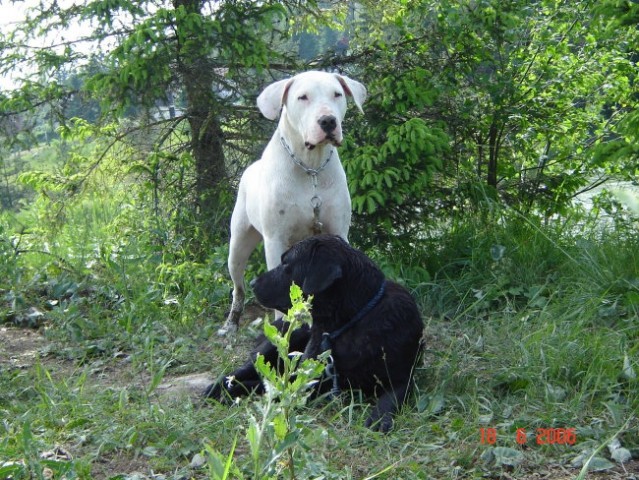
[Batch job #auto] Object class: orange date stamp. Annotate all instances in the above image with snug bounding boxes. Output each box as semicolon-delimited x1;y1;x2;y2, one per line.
480;427;576;445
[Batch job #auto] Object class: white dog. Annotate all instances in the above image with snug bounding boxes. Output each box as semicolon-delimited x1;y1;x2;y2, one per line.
220;71;366;335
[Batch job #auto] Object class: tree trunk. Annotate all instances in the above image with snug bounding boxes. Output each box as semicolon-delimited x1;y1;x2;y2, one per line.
173;0;227;226
487;123;499;189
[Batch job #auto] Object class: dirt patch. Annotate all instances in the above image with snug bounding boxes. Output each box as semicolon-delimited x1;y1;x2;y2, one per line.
0;325;49;369
87;456;154;480
154;372;216;402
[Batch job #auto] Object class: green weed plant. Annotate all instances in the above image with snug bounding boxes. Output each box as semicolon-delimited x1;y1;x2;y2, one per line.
204;284;331;480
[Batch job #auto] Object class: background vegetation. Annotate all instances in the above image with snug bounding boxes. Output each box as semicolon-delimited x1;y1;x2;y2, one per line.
0;0;638;478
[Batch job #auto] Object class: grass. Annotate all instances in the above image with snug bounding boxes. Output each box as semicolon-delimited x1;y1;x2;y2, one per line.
1;193;638;478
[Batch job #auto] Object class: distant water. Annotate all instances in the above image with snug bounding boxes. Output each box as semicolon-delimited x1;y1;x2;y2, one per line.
573;180;639;214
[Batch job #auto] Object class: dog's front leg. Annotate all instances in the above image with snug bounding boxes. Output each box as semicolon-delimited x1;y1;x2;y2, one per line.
365;382;410;433
301;330;324;361
221;221;262;336
205;328;285;402
204;361;266;402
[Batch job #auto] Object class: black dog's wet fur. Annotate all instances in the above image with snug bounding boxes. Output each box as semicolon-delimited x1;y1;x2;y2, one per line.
205;234;424;432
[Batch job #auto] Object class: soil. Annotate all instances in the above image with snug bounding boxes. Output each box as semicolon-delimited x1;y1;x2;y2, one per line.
1;325;638;479
1;325;49;370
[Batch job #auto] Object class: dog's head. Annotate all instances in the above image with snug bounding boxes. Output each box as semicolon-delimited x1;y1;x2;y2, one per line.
256;71;366;150
251;235;354;312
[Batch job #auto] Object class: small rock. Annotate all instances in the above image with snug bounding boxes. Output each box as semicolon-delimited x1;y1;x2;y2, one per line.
190;453;207;468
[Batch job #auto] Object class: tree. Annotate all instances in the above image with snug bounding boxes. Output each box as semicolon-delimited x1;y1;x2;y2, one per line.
0;0;303;233
2;0;637;254
342;0;638;249
592;0;639;181
422;0;638;214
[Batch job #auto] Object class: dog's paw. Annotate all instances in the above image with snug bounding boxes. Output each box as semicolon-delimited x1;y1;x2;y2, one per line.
365;411;394;433
217;321;238;337
203;382;223;401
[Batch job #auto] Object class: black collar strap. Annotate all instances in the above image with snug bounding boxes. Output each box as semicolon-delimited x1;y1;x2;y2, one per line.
320;280;386;353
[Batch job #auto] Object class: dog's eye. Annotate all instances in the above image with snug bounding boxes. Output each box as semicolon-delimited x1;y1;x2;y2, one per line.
334;92;343;98
298;94;308;101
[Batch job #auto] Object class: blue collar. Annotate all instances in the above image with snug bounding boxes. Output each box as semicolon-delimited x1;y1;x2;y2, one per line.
320;280;386;398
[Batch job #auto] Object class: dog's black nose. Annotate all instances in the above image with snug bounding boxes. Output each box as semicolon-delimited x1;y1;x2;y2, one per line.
318;115;337;133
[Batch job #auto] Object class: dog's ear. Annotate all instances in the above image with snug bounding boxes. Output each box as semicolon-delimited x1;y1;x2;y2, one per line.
335;75;367;114
257;77;295;120
302;261;342;295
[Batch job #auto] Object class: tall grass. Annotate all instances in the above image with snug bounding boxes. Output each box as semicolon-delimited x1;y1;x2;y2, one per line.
400;208;639;472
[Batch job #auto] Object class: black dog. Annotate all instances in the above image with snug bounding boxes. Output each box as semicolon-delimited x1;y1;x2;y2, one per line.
206;235;423;432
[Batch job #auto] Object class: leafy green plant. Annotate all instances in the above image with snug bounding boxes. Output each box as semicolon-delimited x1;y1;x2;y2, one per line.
347;117;449;217
204;284;330;479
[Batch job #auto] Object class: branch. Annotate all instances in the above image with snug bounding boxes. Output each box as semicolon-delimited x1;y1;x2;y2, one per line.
12;248;78;274
572;175;610;199
305;33;434;71
0;87;80;119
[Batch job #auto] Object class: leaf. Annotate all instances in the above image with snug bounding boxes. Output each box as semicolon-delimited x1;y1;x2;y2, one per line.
416;393;445;415
262;319;278;343
246;421;261;462
273;413;288;441
254;354;276;385
289;283;303;305
146;360;171;395
366;196;378;214
141;446;158;457
0;464;25;478
621;353;636;380
480;448;495;464
586;457;615;471
190;452;206;469
273;430;301;457
612;188;639;215
481;447;524;467
491;446;525;467
611;447;632;464
545;383;566;401
626;291;639;307
490;244;506;261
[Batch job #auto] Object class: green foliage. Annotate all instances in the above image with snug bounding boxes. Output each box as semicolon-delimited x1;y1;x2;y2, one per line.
203;284;331;479
4;0;639;251
348;118;447;216
413;205;639;324
345;0;639;245
84;2;286;116
1;160;230;354
0;0;305;234
2;201;639;477
344;65;450;252
589;0;639;184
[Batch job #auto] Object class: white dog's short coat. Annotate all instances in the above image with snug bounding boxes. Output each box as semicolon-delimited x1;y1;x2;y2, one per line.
220;71;366;334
